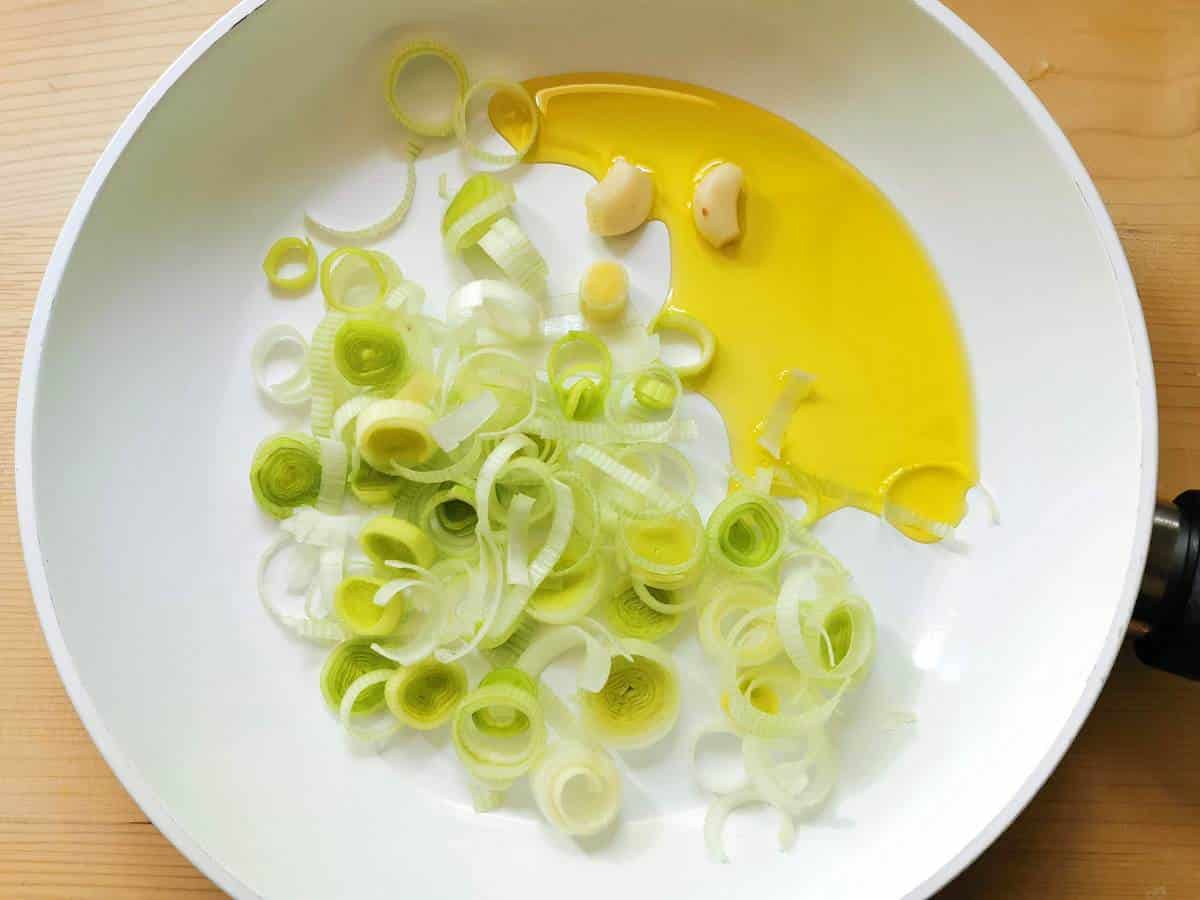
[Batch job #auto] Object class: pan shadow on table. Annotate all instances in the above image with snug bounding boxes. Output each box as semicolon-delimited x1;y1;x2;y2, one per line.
939;643;1200;899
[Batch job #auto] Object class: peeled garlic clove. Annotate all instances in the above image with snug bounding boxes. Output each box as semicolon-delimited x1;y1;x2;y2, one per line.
692;162;744;248
586;160;654;236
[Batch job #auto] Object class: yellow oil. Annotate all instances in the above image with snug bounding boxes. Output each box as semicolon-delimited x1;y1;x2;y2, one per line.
495;74;977;530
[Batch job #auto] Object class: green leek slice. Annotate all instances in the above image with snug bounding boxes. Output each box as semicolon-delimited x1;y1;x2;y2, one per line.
578;639;680;750
385;659;468;729
356;399;438;472
385;41;468;137
619;506;706;590
333;318;407;387
648;308;716;380
250;433;322;519
526;559;607;626
334;573;404;637
707;490;788;577
359;515;435;570
320;638;396;713
547;331;612;421
606;582;681;642
416;482;479;557
442;173;515;252
262;237;317;292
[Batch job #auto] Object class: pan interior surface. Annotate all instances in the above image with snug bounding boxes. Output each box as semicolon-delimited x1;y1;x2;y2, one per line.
20;0;1152;897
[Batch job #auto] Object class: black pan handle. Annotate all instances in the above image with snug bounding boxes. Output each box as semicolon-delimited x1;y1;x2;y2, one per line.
1133;490;1200;678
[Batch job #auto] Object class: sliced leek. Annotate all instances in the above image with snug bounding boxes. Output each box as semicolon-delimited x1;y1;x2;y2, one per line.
578;639;680;750
454;79;539;170
452;667;547;783
707;490;787;577
250;433;323;519
262;237;317;292
308;312;347;438
252;324;311;407
356;399;438;472
334;573;404;637
386;41;468;137
648;308;716;380
606;581;681;642
359;515;436;570
306;140;421;242
442;173;515;252
476;217;548;295
320;248;388;314
385;658;468;729
531;740;622;837
333;319;407;388
320;638;396;714
756;369;813;460
547;331;612;421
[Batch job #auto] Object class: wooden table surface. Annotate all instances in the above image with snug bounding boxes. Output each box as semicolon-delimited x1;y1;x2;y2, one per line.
1;0;1197;896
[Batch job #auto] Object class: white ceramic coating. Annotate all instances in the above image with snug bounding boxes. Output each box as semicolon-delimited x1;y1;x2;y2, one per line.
15;0;1156;897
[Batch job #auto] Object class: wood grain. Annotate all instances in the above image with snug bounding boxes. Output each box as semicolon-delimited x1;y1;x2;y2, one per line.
0;1;1196;897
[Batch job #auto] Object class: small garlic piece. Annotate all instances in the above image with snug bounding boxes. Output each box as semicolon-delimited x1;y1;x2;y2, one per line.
579;260;629;324
585;160;654;236
692;163;744;248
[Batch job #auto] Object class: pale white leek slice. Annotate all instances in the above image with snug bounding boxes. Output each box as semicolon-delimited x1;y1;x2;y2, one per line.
386;41;468;137
483;480;575;644
332;395;373;446
306;140;421;242
251;324;311;406
505;493;536;587
756;370;814;460
568;444;678;516
309;312;348;438
689;720;750;796
258;534;346;643
435;532;504;663
518;625;614;694
315;437;348;514
338;669;403;744
279;506;358;549
703;786;794;864
698;581;781;667
776;574;876;684
451;668;547;783
531;740;622;837
743;729;837;816
368;574;447;666
454;79;539;170
477;217;548;295
474;434;534;536
431;391;498;452
721;656;846;740
447;279;543;343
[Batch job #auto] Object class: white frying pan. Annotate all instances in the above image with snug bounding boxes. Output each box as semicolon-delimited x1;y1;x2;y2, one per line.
15;0;1163;897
